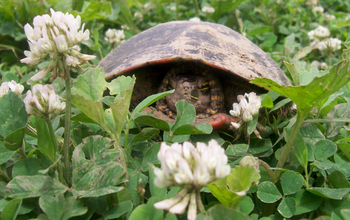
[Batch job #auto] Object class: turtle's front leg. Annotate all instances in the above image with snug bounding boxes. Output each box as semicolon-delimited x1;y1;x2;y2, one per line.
197;77;224;118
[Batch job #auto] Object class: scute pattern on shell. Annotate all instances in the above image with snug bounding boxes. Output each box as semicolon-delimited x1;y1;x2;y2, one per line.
99;21;291;87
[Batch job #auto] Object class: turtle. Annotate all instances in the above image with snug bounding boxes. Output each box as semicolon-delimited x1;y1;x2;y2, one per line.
98;21;291;129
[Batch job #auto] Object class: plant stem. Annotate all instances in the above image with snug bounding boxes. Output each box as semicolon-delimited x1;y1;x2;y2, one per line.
192;0;200;18
175;0;179;20
274;112;306;179
45;115;65;184
259;160;277;183
64;75;72;186
196;191;205;213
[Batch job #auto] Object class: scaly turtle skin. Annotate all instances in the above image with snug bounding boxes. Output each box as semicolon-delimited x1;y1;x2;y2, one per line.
156;63;225;119
98;21;291;129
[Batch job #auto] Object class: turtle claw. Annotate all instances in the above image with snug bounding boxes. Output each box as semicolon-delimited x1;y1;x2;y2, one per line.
209;114;237;130
158;105;176;119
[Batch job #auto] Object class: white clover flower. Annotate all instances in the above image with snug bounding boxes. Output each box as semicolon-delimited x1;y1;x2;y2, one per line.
306;0;318;6
134;12;143;21
313;6;324;13
311;26;330;39
318;38;342;52
202;6;215;14
24;84;65;119
229;92;261;123
167;5;176;11
325;13;336;20
346;14;350;21
189;17;201;22
121;24;129;30
20;8;96;82
154;140;230;220
105;29;125;45
0;81;24;98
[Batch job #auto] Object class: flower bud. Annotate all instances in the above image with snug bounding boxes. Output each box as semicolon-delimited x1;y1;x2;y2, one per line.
24;84;65;118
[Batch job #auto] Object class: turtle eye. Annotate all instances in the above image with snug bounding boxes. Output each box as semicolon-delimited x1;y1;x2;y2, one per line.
199;80;210;93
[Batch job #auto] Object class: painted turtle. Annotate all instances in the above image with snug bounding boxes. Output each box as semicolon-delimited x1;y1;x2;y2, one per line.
99;21;291;129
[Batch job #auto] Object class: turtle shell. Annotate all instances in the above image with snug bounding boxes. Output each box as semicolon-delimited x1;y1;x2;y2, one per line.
98;21;291;125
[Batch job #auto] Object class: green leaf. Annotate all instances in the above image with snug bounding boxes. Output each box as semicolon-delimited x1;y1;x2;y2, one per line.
71;2;112;21
0;142;15;165
314;140;337;160
257;181;282;203
196;204;250;220
307;187;350;200
285;128;307;168
247;138;273;157
133;115;170;131
114;0;140;34
0;198;22;220
141;143;161;172
4;127;26;151
104;200;133;219
277;197;296;218
325;103;350;138
128;197;163;220
71;68;108;133
72;136;126;198
129;128;160;144
39;194;87;220
260;94;274;109
12;158;50;178
225;144;249;157
246;26;273;36
338;143;350;160
71;94;107;132
281;171;304;195
7;175;68;199
252;60;350;115
289;190;323;215
236;196;254;215
71;68;107;102
208;163;260;208
109;75;136;139
36;117;56;163
0;92;27;138
341;209;350;220
132;90;174;117
247;113;258;135
172;100;196;131
172;123;212;135
328;170;350;188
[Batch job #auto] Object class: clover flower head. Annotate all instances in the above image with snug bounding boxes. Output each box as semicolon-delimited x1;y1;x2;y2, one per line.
167;5;176;11
104;28;125;45
229;92;261;123
0;81;24;98
24;84;65;119
313;6;324;13
202;6;215;14
318;38;342;52
189;17;201;22
121;24;129;30
134;12;143;21
306;0;318;6
308;26;330;40
153;140;230;220
20;8;96;82
346;14;350;21
325;13;336;20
